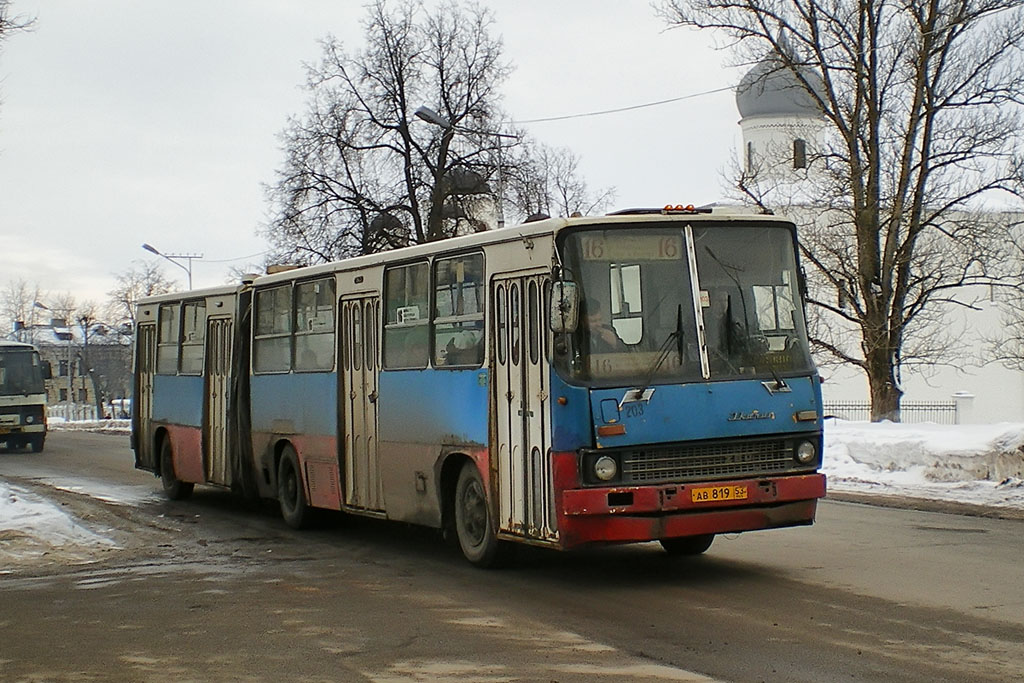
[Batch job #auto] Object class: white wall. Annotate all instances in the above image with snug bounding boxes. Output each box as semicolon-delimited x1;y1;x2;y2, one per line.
817;297;1024;423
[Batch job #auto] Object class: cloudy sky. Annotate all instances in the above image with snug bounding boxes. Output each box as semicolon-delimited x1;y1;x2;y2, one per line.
0;0;743;307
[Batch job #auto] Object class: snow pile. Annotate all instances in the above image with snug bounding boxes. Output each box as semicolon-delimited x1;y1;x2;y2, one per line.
0;481;118;568
824;420;1024;509
49;418;131;434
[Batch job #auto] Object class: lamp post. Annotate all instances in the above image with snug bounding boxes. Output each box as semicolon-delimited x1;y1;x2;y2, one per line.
142;243;202;289
413;106;517;229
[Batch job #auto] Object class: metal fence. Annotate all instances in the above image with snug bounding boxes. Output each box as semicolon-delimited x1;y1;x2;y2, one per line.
823;400;959;424
47;403;100;422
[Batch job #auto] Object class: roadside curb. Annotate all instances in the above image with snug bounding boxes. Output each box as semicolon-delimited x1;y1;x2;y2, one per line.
826;490;1024;521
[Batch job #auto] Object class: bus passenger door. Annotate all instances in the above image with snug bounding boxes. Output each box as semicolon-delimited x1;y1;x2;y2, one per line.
204;316;232;485
135;323;157;469
340;296;384;512
492;275;556;541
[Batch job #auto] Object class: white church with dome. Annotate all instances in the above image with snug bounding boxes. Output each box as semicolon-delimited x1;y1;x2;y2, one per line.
731;54;1024;423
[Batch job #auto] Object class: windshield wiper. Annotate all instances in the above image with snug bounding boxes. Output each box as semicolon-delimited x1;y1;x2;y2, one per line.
763;367;791;394
637;305;684;391
706;245;752;342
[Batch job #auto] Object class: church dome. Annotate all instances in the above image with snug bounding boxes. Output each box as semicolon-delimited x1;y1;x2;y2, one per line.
736;55;824;119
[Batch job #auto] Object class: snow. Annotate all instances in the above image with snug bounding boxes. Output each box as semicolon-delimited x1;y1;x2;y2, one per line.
2;419;1023;568
825;420;1024;509
0;481;118;568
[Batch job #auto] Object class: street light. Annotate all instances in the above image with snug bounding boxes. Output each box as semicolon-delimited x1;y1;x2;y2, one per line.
413;105;518;228
142;243;202;289
414;106;452;129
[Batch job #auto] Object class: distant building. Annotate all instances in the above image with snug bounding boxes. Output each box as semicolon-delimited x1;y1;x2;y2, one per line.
9;317;132;418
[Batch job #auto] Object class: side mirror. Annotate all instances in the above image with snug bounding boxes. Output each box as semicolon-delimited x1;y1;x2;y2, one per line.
550;281;579;333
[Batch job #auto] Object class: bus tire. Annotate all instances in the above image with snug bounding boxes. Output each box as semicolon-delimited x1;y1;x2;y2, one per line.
160;437;194;501
454;460;504;567
277;445;309;529
30;435;44;453
660;534;714;556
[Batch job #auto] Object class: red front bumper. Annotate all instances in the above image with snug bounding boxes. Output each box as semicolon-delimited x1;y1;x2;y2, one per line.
553;453;826;549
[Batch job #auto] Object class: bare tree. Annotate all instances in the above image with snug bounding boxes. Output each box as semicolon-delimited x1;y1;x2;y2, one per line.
662;0;1024;421
44;291;78;322
106;261;177;327
263;0;513;265
0;1;32;52
988;216;1024;370
0;1;33;111
263;0;611;267
1;279;45;339
505;144;615;219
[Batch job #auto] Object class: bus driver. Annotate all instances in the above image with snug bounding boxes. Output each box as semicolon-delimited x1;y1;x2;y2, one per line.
585;298;627;353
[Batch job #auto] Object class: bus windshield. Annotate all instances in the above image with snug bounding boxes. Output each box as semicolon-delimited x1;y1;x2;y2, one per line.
557;223;813;386
0;349;46;396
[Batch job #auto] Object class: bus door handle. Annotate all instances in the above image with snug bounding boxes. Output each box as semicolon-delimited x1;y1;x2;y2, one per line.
368;390;378;403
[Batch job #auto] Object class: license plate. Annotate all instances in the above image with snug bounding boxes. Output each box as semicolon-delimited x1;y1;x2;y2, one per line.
691;485;748;503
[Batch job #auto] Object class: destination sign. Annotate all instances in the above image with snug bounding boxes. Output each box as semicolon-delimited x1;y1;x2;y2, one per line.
580;234;684;261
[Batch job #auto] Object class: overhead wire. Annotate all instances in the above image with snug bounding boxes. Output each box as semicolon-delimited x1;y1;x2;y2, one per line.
200;251;270;264
510;85;735;125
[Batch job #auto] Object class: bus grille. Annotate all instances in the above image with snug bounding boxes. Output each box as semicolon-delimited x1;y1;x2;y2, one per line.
620;439;794;484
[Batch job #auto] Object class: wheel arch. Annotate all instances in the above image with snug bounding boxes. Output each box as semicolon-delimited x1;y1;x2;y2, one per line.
152;425;171;474
438;451;475;540
271;438;298;489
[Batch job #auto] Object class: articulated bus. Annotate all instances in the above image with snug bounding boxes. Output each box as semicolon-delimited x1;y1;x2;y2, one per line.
132;206;826;565
0;341;50;453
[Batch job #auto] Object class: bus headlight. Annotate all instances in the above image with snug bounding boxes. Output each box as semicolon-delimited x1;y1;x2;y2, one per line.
25;415;34;424
795;441;817;465
594;456;618;481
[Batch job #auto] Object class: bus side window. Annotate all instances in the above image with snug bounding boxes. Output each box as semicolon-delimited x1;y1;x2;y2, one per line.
433;253;484;368
180;301;206;375
156;303;180;375
383;262;429;369
294;278;336;371
254;285;293;373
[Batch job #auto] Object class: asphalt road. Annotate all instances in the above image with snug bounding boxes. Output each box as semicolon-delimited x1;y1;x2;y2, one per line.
1;431;1022;682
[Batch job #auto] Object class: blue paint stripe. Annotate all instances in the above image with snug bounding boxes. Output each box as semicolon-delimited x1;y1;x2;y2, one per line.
152;375;203;426
378;369;489;445
251;372;338;435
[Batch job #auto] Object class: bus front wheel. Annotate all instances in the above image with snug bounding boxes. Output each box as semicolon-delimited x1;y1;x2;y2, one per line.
160;437;194;501
454;461;505;567
660;534;714;556
30;436;44;453
277;445;310;529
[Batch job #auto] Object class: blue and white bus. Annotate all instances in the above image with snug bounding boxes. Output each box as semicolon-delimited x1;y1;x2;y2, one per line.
132;205;826;565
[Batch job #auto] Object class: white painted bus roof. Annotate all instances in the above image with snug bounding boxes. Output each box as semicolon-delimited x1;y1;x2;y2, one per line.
0;340;37;350
140;207;793;300
250;208;792;289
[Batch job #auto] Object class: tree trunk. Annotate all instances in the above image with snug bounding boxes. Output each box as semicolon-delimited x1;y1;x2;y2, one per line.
865;346;902;422
426;129;455;243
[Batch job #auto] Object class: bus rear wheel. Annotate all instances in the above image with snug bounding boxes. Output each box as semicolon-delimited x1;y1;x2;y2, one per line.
277;445;310;529
660;534;714;556
454;461;507;567
159;437;193;500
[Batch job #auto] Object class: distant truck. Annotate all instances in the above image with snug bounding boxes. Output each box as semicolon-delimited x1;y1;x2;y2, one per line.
0;340;51;452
